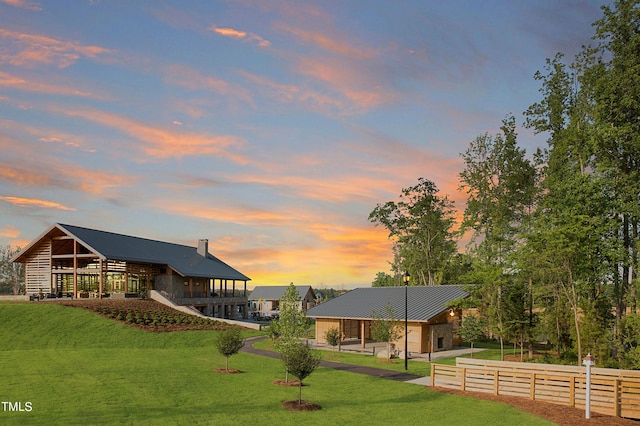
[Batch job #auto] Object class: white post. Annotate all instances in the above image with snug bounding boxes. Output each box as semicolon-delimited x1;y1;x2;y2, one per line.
582;353;595;419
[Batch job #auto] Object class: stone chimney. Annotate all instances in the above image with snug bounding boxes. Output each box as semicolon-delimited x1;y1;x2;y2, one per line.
197;239;208;257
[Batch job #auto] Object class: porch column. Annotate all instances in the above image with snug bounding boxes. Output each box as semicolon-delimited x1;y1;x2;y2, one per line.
98;259;104;298
73;240;78;298
361;321;366;348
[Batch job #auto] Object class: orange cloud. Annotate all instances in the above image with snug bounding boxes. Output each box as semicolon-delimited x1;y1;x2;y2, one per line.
0;196;75;211
0;225;21;239
0;71;98;97
0;29;111;68
211;26;271;47
59;107;248;162
1;0;41;11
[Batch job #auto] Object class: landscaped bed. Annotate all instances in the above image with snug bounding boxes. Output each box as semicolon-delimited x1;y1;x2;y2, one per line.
53;299;243;332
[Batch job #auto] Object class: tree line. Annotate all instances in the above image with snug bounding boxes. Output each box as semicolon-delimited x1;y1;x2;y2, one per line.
369;0;640;368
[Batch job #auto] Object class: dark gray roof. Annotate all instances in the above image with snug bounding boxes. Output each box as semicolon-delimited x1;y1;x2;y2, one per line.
17;223;250;281
305;285;467;322
248;285;315;301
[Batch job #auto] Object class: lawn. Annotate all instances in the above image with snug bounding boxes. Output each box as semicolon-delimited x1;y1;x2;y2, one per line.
0;303;553;425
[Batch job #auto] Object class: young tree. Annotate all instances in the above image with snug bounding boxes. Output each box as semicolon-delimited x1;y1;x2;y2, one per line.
283;342;322;405
370;302;403;359
369;177;457;286
457;314;487;358
270;283;311;382
215;329;244;372
324;326;341;351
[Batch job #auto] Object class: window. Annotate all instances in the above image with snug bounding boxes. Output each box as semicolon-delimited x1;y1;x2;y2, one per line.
437;337;444;349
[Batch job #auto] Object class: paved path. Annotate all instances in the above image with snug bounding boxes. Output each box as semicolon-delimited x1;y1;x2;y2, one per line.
241;336;424;383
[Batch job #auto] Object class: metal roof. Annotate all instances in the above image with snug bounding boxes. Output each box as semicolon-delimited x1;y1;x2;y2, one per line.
248;285;315;301
305;285;468;322
14;223;250;281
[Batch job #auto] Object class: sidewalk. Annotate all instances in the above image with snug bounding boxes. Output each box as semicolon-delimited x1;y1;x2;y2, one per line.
242;336;485;386
309;338;485;362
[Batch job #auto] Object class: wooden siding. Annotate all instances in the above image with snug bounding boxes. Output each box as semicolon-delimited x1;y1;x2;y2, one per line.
25;240;51;294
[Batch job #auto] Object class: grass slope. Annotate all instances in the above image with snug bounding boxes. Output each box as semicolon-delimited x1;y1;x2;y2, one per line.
0;303;553;425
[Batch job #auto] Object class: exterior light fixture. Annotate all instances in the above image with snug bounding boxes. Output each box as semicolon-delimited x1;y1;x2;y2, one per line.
403;271;410;370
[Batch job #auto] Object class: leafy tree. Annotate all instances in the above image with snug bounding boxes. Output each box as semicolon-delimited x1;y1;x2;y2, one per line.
457;314;487;358
215;329;244;372
270;283;311;382
0;245;24;295
617;313;640;369
459;115;538;360
369;177;457;286
283;342;321;405
324;326;340;351
372;272;396;287
370;301;403;359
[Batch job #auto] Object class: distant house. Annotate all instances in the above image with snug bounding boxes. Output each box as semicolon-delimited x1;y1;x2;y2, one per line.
248;285;316;318
306;286;468;354
11;223;250;318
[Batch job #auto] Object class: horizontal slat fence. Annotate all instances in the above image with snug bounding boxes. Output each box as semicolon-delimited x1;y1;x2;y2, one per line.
430;358;640;420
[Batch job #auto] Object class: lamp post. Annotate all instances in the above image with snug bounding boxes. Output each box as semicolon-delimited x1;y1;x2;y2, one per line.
403;271;410;370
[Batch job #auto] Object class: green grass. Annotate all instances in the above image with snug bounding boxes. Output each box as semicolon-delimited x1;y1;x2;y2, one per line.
0;303;554;425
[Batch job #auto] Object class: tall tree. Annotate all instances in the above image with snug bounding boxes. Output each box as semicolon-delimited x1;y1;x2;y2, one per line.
459;115;537;360
588;0;640;316
369;177;457;286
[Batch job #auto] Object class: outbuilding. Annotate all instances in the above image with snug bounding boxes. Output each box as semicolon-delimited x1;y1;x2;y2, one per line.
306;285;468;355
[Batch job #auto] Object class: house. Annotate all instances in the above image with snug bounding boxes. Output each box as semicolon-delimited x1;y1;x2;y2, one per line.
306;285;468;354
11;223;250;318
247;285;316;319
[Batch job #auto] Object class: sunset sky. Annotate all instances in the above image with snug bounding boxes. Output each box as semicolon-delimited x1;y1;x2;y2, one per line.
0;0;608;289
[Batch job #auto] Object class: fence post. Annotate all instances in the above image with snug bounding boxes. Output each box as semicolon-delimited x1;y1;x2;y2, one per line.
430;363;435;387
569;376;575;407
494;370;499;395
530;373;535;400
461;367;466;391
583;353;595;420
614;378;620;417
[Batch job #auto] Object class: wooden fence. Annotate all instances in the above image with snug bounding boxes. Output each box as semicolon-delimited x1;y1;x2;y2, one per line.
431;358;640;420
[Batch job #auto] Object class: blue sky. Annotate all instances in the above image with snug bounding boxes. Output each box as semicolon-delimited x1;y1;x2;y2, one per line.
0;0;608;288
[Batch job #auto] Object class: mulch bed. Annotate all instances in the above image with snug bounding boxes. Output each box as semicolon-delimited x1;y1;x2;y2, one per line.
52;299;247;332
432;386;638;425
281;401;322;411
215;369;242;374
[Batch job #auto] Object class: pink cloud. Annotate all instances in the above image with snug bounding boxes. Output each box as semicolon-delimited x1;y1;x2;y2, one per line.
210;26;271;47
0;71;99;97
162;64;254;105
60;107;248;162
0;29;111;68
1;0;41;11
276;23;375;59
239;70;349;114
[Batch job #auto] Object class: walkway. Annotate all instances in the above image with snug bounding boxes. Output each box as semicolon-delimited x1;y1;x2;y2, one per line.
241;336;423;383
